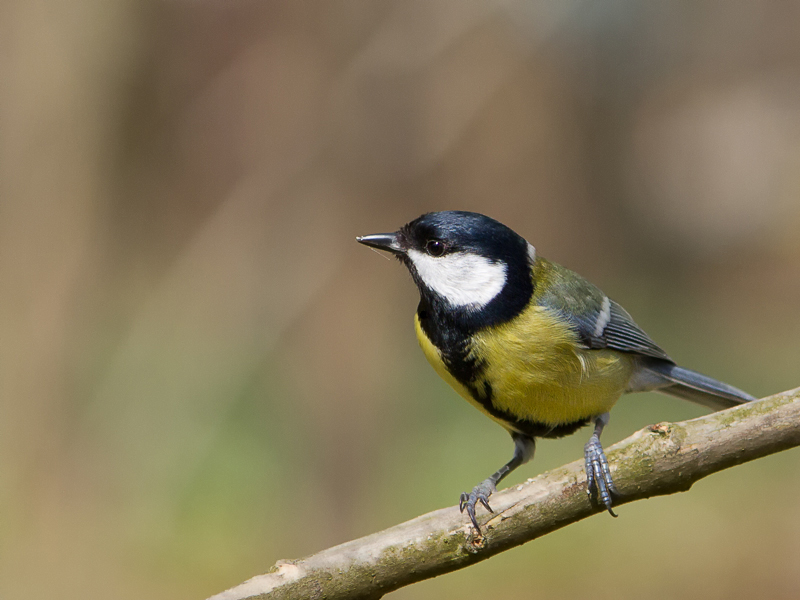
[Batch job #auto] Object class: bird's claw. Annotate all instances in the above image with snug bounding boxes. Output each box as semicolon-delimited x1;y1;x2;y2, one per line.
459;480;496;533
584;435;618;517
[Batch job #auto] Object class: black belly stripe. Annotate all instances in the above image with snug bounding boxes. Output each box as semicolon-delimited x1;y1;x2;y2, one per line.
471;380;591;439
418;303;591;440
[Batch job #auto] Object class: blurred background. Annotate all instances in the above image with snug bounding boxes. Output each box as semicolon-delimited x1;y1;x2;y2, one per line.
2;1;800;599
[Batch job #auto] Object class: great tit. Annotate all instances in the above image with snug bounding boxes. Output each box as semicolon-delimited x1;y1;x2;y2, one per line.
357;211;755;533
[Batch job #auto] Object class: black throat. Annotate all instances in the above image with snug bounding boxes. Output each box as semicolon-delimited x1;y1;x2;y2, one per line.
412;249;534;394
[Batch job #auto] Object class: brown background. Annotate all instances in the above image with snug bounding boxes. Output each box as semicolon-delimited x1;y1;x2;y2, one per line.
2;2;800;599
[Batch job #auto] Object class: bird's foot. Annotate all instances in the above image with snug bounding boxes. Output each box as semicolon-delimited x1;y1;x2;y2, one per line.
459;479;496;533
584;435;618;516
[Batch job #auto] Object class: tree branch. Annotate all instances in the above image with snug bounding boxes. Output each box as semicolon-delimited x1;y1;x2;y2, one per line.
208;387;800;600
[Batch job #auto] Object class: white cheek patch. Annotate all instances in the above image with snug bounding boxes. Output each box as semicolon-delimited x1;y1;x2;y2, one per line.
406;249;507;307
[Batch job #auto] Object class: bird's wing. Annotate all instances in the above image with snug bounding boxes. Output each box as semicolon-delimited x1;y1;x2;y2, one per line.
598;300;673;361
534;261;673;362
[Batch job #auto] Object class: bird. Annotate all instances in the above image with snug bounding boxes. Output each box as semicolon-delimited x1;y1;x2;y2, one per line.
356;210;755;533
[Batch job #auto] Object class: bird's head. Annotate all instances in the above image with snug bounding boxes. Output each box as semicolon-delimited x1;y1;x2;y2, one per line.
357;211;535;321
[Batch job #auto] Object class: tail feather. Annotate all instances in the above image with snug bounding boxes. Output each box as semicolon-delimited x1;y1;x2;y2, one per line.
644;362;755;411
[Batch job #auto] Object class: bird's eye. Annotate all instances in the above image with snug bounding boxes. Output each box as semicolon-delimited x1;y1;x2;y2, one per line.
425;240;446;257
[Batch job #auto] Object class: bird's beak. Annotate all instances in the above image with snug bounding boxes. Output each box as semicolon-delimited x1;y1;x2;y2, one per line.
356;232;404;255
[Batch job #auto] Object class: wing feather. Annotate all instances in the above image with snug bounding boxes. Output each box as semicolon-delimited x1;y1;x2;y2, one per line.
533;260;672;362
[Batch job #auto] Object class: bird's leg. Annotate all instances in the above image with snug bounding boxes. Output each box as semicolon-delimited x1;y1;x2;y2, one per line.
584;412;619;516
460;433;535;534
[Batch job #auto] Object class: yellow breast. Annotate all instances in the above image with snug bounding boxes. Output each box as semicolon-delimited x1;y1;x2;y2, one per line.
414;307;634;431
414;314;494;421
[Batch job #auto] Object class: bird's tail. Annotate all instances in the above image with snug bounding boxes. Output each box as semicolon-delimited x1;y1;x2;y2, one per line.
642;361;755;410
